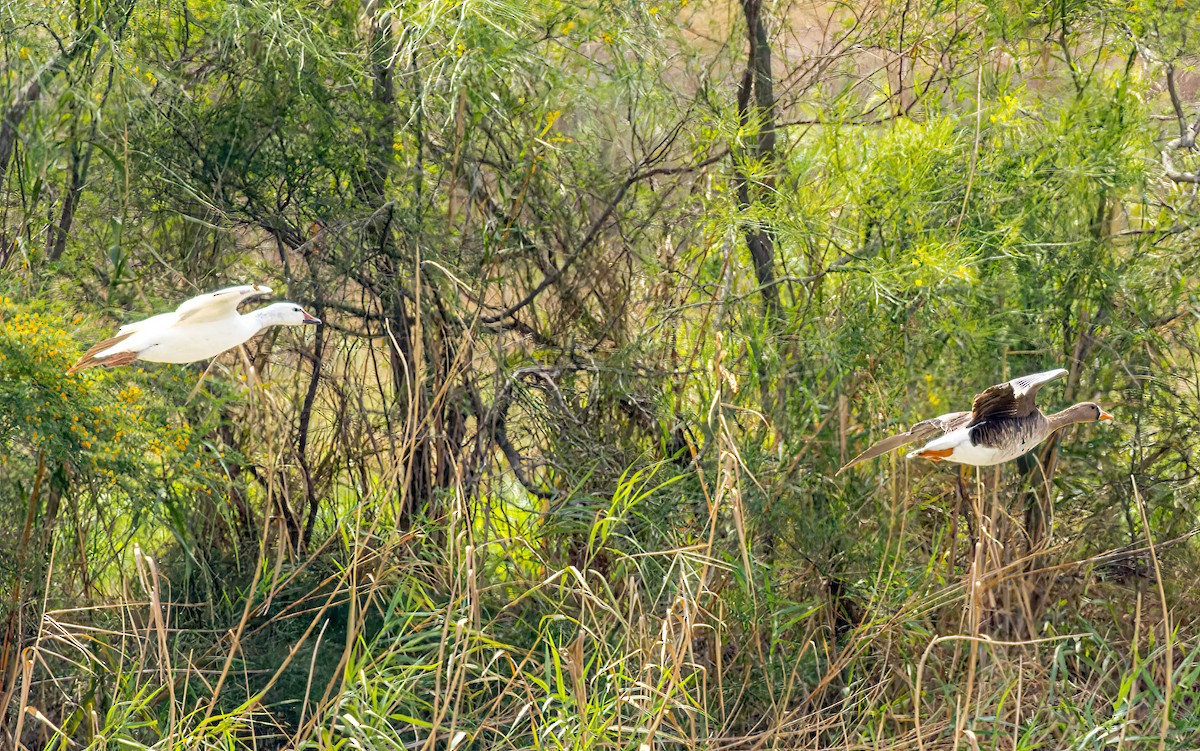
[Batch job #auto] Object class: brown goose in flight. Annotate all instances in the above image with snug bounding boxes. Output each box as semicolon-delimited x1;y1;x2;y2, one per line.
837;369;1112;474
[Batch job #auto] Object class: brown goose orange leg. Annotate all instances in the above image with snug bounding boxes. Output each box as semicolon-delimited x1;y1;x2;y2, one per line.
915;448;954;461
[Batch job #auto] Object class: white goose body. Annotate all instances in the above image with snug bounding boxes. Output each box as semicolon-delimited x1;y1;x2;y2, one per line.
99;310;267;363
70;285;321;374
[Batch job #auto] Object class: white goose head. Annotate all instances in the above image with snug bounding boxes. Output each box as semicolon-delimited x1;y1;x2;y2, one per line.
254;302;321;328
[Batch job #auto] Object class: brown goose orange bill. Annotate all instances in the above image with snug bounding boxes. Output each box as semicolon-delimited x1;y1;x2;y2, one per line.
1099;410;1113;421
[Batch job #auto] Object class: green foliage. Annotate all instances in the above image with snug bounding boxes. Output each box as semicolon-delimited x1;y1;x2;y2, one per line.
0;300;184;480
6;0;1200;747
0;298;230;608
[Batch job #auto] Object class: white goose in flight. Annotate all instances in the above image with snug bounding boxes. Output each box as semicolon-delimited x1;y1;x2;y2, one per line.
69;284;320;374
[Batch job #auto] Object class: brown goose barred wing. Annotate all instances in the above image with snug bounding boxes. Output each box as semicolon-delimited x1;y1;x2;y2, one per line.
837;411;970;475
967;368;1068;427
968;382;1020;425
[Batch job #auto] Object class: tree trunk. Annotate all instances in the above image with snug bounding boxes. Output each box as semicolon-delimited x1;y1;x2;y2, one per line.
0;41;90;190
299;309;326;548
357;2;442;522
3;0;136;262
734;0;781;320
47;41;124;263
0;0;136;190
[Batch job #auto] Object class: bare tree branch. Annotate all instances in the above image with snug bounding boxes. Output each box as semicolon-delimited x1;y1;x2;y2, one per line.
1160;61;1200;183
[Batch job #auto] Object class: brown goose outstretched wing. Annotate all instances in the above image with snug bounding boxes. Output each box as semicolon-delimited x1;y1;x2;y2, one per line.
837;411;970;475
967;368;1067;427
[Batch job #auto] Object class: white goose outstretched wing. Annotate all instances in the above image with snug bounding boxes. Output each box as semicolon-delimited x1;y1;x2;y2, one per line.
174;284;273;325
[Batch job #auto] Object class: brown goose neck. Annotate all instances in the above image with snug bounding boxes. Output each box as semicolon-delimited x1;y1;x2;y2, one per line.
1046;403;1095;431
